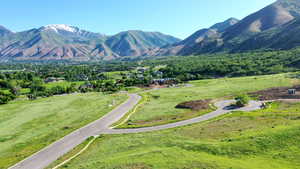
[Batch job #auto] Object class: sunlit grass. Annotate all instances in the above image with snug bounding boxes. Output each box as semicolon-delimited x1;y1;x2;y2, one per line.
60;101;300;169
0;93;128;168
122;73;298;128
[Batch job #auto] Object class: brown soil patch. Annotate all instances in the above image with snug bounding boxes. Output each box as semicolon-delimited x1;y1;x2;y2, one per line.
250;85;300;100
175;99;212;111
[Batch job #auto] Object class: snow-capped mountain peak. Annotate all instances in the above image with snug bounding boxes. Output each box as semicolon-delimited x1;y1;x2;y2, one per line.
42;24;78;33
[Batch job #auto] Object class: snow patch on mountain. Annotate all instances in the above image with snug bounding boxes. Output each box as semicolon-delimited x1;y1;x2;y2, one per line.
42;24;78;33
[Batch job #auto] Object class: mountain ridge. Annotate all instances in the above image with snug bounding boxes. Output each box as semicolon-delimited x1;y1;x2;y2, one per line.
174;0;300;55
0;25;180;61
3;0;300;61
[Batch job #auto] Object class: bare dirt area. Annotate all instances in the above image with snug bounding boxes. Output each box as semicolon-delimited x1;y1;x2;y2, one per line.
250;85;300;100
175;99;212;111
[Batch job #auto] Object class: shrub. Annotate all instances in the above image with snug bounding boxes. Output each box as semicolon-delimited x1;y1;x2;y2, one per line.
235;94;250;107
0;91;16;104
49;86;66;95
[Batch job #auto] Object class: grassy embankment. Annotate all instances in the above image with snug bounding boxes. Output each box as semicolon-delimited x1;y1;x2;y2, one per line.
118;73;298;128
0;93;128;168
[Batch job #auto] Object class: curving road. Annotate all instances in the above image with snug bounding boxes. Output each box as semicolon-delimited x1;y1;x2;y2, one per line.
9;94;141;169
9;94;263;169
103;100;263;134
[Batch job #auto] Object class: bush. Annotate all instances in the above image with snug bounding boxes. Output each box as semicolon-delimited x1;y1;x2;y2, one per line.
49;86;66;95
0;91;16;104
235;94;250;107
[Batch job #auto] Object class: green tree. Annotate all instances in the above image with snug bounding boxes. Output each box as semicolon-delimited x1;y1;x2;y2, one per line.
235;94;250;107
0;91;16;104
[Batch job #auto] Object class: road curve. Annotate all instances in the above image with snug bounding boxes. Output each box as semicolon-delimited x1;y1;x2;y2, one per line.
9;94;141;169
9;94;263;169
103;100;263;134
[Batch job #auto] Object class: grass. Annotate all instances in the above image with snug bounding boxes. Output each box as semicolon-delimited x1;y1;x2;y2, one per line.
105;71;128;80
119;73;298;128
0;92;128;169
52;101;300;169
117;93;216;128
43;81;84;89
17;81;84;95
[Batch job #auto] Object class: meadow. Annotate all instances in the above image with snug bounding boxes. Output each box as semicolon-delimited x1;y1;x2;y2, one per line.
43;81;85;89
119;73;298;128
16;81;85;95
50;100;300;169
0;93;127;168
46;73;300;169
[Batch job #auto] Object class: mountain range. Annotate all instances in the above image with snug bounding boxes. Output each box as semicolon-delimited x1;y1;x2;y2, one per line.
2;0;300;61
160;0;300;56
0;25;180;61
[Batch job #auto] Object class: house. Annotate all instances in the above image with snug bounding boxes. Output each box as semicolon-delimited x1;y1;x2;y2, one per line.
154;71;163;78
44;77;65;83
76;74;89;81
152;78;177;85
137;67;148;73
288;89;296;95
79;82;94;91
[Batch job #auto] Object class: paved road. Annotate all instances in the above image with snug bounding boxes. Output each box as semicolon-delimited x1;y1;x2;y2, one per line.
9;94;141;169
10;94;262;169
103;100;263;134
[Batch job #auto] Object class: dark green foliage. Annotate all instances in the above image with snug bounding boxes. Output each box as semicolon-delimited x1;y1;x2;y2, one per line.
235;94;250;107
151;48;300;81
29;78;46;94
0;91;16;104
49;86;67;95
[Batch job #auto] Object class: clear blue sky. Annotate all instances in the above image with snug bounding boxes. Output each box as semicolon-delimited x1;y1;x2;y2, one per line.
0;0;276;39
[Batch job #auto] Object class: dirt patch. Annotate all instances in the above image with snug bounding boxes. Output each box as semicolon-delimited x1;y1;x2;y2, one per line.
250;85;300;100
175;99;212;111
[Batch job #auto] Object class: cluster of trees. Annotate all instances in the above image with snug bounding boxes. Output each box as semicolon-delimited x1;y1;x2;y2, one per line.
0;61;136;82
145;49;300;81
0;65;163;103
0;78;22;104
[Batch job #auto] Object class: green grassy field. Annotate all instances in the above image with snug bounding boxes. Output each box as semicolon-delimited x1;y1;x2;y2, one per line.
52;101;300;169
0;93;128;168
119;73;298;128
105;71;127;80
18;81;85;95
43;81;84;89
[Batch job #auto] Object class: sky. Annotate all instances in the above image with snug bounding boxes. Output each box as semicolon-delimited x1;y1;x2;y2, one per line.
0;0;276;39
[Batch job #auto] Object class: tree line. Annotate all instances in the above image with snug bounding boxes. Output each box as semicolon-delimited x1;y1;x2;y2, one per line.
2;48;300;104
